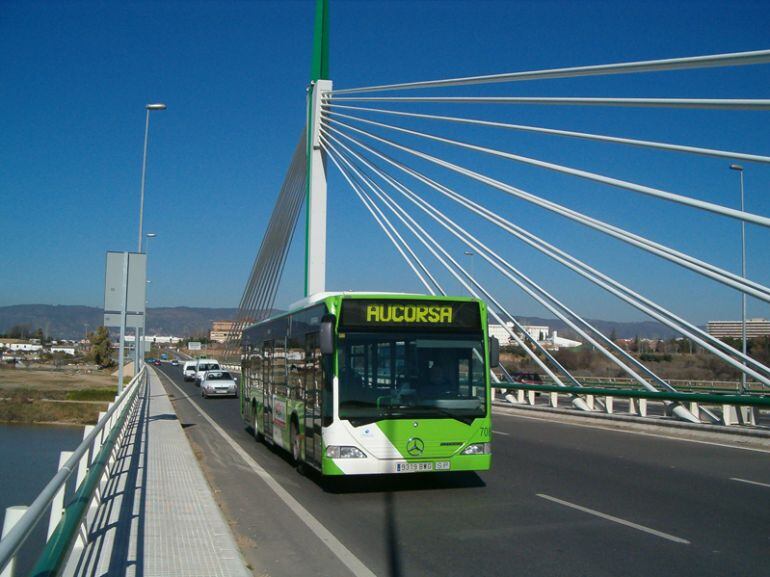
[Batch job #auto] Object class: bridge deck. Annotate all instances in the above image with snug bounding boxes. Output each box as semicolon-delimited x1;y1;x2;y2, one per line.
68;369;250;577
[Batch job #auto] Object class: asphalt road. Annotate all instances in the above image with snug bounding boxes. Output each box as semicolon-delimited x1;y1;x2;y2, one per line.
154;363;769;577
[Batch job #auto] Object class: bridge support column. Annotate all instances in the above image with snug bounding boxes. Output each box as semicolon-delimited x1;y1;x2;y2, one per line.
305;78;332;297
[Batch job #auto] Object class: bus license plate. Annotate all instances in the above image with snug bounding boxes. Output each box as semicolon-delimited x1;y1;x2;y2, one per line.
396;462;433;473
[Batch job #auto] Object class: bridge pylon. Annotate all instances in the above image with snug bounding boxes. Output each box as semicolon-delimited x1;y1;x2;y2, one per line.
305;0;331;297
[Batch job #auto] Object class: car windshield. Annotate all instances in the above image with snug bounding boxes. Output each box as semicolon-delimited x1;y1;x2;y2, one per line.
198;363;219;371
338;331;486;424
206;372;232;381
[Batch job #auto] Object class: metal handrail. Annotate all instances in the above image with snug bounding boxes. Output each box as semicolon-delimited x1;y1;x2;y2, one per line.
0;367;145;575
495;382;770;407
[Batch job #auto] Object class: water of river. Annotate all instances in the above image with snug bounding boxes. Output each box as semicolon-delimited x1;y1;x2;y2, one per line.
0;423;85;575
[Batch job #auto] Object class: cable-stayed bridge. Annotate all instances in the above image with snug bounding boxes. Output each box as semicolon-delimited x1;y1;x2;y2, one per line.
2;2;769;576
227;6;770;426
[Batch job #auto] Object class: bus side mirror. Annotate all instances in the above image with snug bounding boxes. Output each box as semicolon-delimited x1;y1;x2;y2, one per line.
489;337;500;368
320;315;335;355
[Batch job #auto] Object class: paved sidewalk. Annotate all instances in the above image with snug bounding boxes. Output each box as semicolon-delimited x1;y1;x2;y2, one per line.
67;368;252;577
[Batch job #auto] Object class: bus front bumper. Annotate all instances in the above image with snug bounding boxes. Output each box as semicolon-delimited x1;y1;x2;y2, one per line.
322;454;491;476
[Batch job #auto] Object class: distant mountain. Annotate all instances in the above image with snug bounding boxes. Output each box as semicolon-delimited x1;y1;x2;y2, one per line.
0;305;275;340
514;316;679;341
0;304;681;341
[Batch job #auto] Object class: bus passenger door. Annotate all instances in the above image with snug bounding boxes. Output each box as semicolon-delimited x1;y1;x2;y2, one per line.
304;333;322;467
262;341;273;441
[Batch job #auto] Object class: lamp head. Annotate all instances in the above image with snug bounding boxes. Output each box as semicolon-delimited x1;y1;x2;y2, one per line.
146;103;167;111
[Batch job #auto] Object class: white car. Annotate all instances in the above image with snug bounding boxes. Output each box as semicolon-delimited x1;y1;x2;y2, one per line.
193;359;221;385
183;361;197;381
200;370;238;398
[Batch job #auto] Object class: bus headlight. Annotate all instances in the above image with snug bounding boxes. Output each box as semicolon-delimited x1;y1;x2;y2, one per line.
325;446;367;459
461;442;491;455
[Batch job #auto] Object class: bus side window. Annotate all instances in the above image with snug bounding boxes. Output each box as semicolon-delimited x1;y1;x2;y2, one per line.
263;341;273;392
322;339;333;427
304;333;319;403
288;333;304;401
274;337;287;397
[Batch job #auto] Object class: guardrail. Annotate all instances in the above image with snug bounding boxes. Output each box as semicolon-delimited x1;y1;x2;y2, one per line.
572;376;764;394
0;367;145;577
494;382;769;427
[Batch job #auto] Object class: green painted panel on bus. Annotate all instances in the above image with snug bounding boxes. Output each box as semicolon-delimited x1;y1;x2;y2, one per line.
376;418;490;459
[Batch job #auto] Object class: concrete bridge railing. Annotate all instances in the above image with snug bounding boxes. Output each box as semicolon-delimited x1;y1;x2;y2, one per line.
0;368;145;577
496;382;770;428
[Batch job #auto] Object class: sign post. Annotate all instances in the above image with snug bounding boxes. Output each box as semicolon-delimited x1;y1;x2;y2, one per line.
104;252;147;393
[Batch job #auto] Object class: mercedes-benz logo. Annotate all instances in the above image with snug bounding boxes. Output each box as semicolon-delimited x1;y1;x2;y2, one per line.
406;437;425;456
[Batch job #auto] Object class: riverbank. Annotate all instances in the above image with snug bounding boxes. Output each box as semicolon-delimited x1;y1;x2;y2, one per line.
0;367;118;425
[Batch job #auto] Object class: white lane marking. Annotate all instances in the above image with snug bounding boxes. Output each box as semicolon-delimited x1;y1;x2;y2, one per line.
494;408;770;454
730;477;770;488
493;430;510;436
159;371;377;577
536;493;690;545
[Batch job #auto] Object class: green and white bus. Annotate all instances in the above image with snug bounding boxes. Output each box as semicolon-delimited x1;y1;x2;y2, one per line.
239;292;499;476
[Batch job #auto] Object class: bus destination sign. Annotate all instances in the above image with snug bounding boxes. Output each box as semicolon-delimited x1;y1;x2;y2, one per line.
340;299;481;331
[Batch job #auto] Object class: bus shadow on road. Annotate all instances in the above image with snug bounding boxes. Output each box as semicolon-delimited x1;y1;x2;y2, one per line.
314;471;486;494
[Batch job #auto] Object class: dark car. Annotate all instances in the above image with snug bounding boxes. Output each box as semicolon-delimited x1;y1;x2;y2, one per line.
511;372;543;384
153;359;162;366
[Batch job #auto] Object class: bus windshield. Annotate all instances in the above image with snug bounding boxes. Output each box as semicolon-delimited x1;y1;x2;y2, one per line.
338;332;486;423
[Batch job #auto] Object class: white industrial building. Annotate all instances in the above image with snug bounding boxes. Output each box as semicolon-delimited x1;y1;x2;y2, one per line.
0;339;44;352
50;345;77;355
707;319;770;338
124;335;182;345
488;323;581;349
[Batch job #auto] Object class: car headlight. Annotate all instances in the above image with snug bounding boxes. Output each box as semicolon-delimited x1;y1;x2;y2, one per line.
461;442;491;455
325;445;367;459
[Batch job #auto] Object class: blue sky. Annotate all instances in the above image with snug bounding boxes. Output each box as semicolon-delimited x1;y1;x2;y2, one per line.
2;0;769;326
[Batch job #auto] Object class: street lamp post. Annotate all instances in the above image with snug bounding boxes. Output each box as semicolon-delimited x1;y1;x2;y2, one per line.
136;103;164;373
138;233;157;368
138;104;166;253
729;164;747;394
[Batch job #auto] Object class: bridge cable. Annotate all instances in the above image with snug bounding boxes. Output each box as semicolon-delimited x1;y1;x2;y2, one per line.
322;123;770;387
322;135;577;390
322;129;689;395
324;148;439;295
321;115;770;303
324;110;770;229
324;142;516;387
327;96;770;111
327;48;770;95
226;133;307;361
227;144;304;357
324;104;770;166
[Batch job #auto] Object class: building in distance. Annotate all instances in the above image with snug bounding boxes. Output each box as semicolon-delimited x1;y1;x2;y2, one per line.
489;323;581;350
210;320;244;343
707;318;770;339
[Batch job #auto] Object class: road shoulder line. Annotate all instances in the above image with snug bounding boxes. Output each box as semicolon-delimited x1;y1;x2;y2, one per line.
157;370;378;577
729;477;770;488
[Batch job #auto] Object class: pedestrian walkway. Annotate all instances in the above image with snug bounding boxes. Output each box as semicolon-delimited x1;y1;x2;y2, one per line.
66;368;251;577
